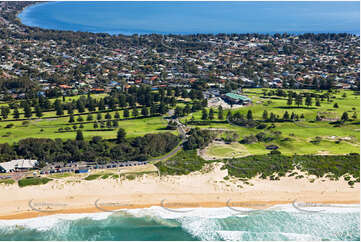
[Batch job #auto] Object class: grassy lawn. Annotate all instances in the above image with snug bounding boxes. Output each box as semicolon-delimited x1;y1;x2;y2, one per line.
205;142;250;159
0;89;358;157
0;115;173;143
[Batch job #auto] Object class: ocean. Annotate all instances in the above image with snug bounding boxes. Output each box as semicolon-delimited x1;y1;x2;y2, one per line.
18;1;360;35
0;205;359;241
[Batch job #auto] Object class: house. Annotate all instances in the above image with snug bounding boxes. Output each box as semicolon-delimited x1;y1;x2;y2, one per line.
75;168;88;173
223;93;251;105
0;159;38;173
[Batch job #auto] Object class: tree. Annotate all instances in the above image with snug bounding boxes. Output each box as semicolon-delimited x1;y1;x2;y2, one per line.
352;112;357;120
77;116;84;122
141;106;149;117
114;112;120;119
290;112;296;120
87;114;93;121
35;105;43;118
341;112;349;121
226;110;232;120
93;122;98;129
316;98;321;107
247;110;253;120
76;130;84;141
1;107;9;120
106;120;112;128
112;120;119;127
69;115;75;123
283;111;289;120
98;99;105;111
218;106;224;120
287;95;293;106
117;128;126;142
159;102;167;115
184;104;191;115
77;100;85;113
150;104;157;116
105;112;112;120
295;95;303;107
132;106;139;117
209;108;214;120
24;104;32;118
262;110;268;120
56;105;64;116
333;103;339;108
270;112;276;122
67;103;74;115
174;106;183;118
201;109;208;120
305;95;312;107
124;109;130;118
97;113;102;120
13;108;20;119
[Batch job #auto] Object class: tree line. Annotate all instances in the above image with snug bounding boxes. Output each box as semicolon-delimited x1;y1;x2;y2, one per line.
0;129;180;165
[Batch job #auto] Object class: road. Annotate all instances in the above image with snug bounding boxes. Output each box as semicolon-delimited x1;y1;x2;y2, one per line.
147;139;186;164
147;111;188;163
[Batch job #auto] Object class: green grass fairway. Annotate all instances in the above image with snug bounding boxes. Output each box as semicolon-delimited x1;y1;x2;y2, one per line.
182;89;359;156
0;115;173;143
0;89;359;157
204;142;250;159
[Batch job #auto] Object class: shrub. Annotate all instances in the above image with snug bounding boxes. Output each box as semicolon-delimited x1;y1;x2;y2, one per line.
5;123;14;128
256;124;267;129
0;179;15;185
18;177;52;187
269;150;281;155
126;174;136;180
240;135;258;144
84;174;101;180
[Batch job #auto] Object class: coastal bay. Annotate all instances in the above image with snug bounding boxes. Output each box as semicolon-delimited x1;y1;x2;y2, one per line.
18;1;360;35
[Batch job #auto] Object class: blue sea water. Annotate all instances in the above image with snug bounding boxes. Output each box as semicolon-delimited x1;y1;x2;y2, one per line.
0;205;359;241
18;1;360;35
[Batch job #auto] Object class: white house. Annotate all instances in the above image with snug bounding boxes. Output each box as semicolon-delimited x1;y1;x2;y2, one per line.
0;159;38;172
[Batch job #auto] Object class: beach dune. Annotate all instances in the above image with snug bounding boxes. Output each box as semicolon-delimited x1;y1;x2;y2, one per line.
0;163;359;219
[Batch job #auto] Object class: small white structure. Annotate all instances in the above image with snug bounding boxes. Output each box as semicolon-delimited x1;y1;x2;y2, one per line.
0;159;38;172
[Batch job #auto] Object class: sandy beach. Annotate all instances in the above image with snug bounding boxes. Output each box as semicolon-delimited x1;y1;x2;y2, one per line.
0;163;359;220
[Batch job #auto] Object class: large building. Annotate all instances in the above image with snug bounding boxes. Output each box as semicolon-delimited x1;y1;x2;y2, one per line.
0;159;38;173
223;92;252;105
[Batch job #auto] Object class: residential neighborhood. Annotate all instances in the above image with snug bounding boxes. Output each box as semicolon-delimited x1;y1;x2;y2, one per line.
0;2;359;102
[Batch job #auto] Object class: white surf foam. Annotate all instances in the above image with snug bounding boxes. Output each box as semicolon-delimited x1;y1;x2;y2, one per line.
0;203;358;232
270;203;360;214
0;212;111;231
217;230;321;241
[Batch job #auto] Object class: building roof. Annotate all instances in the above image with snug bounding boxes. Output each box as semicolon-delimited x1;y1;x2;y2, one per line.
225;93;251;101
0;159;37;172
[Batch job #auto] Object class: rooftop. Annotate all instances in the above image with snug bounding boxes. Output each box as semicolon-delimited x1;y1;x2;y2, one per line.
0;159;37;171
225;93;251;101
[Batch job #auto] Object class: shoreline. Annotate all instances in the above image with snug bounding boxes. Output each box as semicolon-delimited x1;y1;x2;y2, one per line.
0;200;359;221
